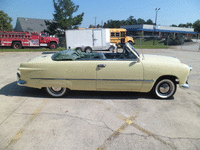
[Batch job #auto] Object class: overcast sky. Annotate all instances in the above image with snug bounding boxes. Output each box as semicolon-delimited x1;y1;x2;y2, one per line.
1;0;200;28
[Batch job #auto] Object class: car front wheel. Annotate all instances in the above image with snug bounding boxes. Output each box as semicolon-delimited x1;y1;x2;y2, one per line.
46;87;68;97
49;42;57;49
152;79;176;99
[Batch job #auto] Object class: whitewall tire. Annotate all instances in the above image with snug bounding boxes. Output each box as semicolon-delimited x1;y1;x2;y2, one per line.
153;79;176;99
46;87;68;97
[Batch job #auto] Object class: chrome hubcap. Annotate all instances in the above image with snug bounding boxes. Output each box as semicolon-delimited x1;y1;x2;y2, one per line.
155;79;176;99
52;87;62;91
46;87;67;97
159;83;170;93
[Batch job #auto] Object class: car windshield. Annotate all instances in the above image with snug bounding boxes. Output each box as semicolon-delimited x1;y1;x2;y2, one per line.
51;49;106;61
125;43;140;58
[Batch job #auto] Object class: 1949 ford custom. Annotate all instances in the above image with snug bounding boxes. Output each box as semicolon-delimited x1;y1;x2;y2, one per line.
17;43;192;99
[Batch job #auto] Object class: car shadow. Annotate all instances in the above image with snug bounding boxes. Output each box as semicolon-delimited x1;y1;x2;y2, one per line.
0;81;175;100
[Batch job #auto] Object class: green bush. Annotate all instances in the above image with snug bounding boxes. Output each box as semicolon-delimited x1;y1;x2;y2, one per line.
164;34;184;45
184;39;193;42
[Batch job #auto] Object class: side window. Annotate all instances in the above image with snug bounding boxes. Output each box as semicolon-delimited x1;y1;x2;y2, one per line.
121;32;125;37
116;32;120;37
41;34;47;37
111;32;115;37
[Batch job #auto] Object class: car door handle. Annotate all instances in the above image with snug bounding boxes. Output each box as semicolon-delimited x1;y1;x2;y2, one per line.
97;64;106;68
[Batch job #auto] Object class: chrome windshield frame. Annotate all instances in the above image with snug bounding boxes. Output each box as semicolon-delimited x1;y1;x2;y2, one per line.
124;43;141;60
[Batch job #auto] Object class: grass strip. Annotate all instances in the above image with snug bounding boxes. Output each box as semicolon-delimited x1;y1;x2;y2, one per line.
134;38;169;49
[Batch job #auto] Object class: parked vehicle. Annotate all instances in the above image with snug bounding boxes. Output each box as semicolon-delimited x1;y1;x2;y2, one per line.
110;28;135;47
17;43;192;99
66;29;115;53
0;31;59;49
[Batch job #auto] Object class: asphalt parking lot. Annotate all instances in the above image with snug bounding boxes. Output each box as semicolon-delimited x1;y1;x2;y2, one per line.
0;48;200;150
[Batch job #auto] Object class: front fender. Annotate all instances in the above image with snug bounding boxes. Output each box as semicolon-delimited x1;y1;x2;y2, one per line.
140;62;191;92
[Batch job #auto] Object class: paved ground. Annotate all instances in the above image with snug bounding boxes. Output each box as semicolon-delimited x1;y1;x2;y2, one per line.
0;49;200;150
171;43;200;52
170;41;200;52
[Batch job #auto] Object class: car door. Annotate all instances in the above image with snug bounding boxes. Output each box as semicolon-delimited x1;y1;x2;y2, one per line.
96;59;143;91
49;60;97;91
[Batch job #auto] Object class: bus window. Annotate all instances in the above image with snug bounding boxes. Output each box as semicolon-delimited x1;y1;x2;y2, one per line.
116;32;120;37
121;32;126;37
111;32;115;37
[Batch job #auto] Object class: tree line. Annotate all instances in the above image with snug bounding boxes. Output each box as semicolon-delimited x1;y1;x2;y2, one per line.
89;16;154;28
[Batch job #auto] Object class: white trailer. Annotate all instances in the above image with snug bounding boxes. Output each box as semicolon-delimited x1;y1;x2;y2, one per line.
66;29;115;53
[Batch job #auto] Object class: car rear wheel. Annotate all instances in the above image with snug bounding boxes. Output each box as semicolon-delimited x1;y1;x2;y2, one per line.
12;42;22;49
46;87;68;97
152;79;176;99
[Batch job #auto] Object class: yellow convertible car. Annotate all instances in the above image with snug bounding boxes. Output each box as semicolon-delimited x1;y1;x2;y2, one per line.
17;43;192;99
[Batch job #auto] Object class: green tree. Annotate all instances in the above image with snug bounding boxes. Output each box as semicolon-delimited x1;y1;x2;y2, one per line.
103;20;122;28
178;23;187;27
193;20;200;32
45;0;84;35
146;19;154;25
0;10;13;31
127;16;137;25
89;24;95;28
171;24;177;27
186;22;193;28
137;18;145;24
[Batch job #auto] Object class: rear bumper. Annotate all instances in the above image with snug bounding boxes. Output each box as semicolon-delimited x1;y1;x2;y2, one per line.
17;73;26;86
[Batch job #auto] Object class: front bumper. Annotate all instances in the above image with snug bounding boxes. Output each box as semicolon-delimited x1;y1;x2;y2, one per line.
181;66;192;89
17;73;26;86
181;84;190;88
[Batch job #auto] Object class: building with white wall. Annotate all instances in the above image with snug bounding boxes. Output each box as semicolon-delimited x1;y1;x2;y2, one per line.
121;24;199;38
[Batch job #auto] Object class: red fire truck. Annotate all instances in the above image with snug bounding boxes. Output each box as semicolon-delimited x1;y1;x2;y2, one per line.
0;31;59;49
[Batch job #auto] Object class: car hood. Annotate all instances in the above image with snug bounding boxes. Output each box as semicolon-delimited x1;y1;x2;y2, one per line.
142;54;181;63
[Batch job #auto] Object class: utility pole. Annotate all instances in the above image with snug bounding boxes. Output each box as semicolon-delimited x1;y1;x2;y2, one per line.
95;17;97;28
153;8;160;45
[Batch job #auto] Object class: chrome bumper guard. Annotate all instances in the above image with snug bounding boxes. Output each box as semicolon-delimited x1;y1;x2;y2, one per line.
17;73;26;86
181;66;192;89
181;84;190;88
189;66;192;71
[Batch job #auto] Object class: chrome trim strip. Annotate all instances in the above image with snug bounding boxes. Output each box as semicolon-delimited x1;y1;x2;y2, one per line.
30;78;155;82
3;42;12;43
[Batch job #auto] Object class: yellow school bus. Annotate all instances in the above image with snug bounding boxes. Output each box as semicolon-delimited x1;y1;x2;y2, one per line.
110;28;134;47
